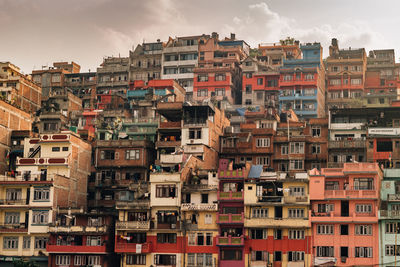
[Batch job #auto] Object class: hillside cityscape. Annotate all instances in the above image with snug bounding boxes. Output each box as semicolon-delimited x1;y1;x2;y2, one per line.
1;34;400;267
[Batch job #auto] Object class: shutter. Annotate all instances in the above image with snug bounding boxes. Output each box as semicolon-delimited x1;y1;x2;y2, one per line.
116;172;120;180
100;151;105;159
115;152;119;160
251;251;256;261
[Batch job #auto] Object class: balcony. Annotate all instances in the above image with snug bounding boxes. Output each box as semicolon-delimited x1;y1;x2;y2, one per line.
48;225;108;233
216;213;244;224
218;169;244;179
157;102;183;111
0;199;28;205
324;189;378;199
156;140;181;148
218;191;244;201
182;184;218;192
380;210;400;219
0;174;54;183
311;211;378;223
39;133;70;142
115;221;150;231
17;157;69;166
245;217;309;228
216;235;244;246
116;199;150;209
284;195;309;204
159;154;183;165
0;223;28;233
159;121;181;129
181;203;218;211
373;151;392;161
328;140;366;149
46;244;107;254
115;241;152;253
388;194;400;201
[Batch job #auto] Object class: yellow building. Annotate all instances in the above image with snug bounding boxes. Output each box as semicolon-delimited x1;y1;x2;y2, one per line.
244;171;311;267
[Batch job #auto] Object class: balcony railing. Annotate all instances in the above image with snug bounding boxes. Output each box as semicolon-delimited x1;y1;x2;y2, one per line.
328;139;366;149
325;189;377;199
0;174;54;182
0;199;27;205
48;224;108;233
0;223;28;232
284;195;309;204
218;191;244;201
380;210;400;218
115;241;152;253
46;244;107;253
115;221;150;230
115;199;150;209
17;157;69;166
216;235;244;246
181;203;218;211
216;213;244;224
388;194;400;201
219;169;244;179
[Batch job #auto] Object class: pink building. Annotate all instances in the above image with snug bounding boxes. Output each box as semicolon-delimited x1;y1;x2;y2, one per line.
309;163;382;266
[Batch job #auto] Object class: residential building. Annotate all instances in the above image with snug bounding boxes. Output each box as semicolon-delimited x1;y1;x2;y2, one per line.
279;43;326;119
64;72;97;109
0;62;42;113
241;56;280;112
97;57;129;96
367;49;398;79
32;62;80;98
309;163;382;266
162;35;209;100
363;70;398;108
129;41;163;83
193;32;249;104
244;168;311;267
258;39;301;67
325;38;367;109
0;132;91;266
378;168;400;267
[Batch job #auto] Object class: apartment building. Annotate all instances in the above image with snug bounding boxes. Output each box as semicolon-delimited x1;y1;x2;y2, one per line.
241;56;280;113
257;39;301;67
378;168;400;267
279;43;326;119
47;208;114;267
64;72;96;109
97;57;129;96
0;132;91;266
325;38;367;109
244;169;311;267
129;41;163;83
309;163;382;266
162;35;209;99
367;49;398;79
193;33;249;104
32;62;80;98
0;62;42;113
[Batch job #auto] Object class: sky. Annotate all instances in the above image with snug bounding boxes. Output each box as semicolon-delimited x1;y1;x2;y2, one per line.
1;0;399;74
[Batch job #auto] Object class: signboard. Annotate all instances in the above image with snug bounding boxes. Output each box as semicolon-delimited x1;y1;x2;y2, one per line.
368;128;400;136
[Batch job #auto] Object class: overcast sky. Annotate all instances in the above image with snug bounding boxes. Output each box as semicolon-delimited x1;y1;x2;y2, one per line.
1;0;399;74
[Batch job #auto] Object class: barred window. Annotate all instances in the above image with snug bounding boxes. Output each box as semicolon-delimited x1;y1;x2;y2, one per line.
126;254;146;265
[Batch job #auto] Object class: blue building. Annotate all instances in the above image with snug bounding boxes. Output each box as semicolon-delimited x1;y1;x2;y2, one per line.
279;43;326;119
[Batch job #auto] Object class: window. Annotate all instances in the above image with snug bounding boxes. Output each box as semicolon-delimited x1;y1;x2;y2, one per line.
245;99;252;105
284;75;293;81
32;210;49;224
125;149;140;160
289;187;305;196
201;194;208;204
317;203;334;213
305;74;314;80
3;236;18;249
52;147;60;152
157;233;177;243
355;204;372;213
245;73;252;78
354;178;374;190
311;144;321;154
386;245;400;256
198;74;208;82
351;78;362;85
256;157;270;166
100;150;116;160
5;212;19;224
6;188;22;200
221;249;242;261
267;79;278;87
250;229;267;239
312;126;321;137
386;222;398;234
288;230;305;239
206;233;212;246
274;251;282;261
317;225;334;234
355;225;372;235
317;246;334;257
156;185;176;198
205;214;212;224
256;92;263;100
281;145;288;155
355;247;372;258
215;88;225;96
44;123;58;131
290;142;304;154
325;181;339;190
74;255;86;266
252;208;268;218
256;138;270;147
154;254;176;265
189;129;202;139
288;251;305;262
86;236;101;246
34;188;50;201
56;255;70;265
288;209;304;218
329;79;341;85
290;160;303;170
215;74;226;81
257;78;263;85
23;237;31;249
126;254;146;265
245;85;252;94
34;237;48;249
62;146;69;151
251;251;268;261
274;229;282;240
88;256;100;266
197;89;208;97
